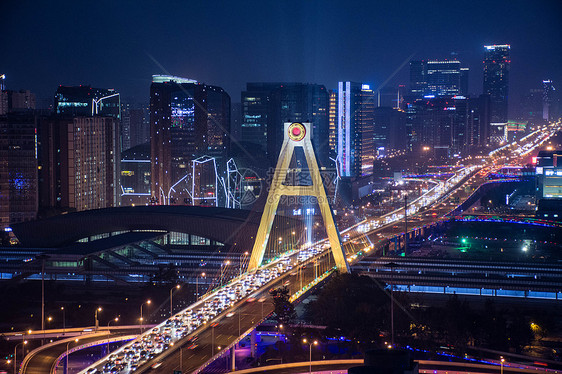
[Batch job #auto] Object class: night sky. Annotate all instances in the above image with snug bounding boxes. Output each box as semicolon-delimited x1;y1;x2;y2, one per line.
2;0;562;111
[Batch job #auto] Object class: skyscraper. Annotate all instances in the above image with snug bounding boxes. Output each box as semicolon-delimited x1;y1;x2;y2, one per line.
241;83;330;166
328;89;337;157
150;75;230;205
0;90;36;115
38;85;121;214
409;60;468;98
54;85;120;118
37;116;120;212
543;79;556;121
483;44;510;124
0;113;38;230
373;107;407;152
337;82;375;177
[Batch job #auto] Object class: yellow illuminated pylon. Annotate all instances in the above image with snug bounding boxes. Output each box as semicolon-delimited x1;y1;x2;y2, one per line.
247;122;350;273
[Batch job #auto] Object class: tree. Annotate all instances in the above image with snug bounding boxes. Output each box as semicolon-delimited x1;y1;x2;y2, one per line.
270;286;296;326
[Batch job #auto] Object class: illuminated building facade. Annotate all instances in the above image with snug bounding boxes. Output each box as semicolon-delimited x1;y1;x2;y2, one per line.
405;95;490;156
337;82;375;177
120;143;151;206
409;60;468;98
38;116;120;212
150;75;230;205
483;44;510;124
0;113;38;230
54;85;120;119
328;89;337;157
536;150;562;199
543;79;556;121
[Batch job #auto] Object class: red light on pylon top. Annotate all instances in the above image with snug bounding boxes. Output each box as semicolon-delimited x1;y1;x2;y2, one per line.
288;122;306;141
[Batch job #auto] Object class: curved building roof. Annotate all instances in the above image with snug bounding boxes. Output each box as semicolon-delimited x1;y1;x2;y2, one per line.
11;205;268;248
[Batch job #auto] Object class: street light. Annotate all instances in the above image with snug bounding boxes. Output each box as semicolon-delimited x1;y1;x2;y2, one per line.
14;340;27;374
60;307;66;335
170;284;180;317
500;356;505;374
196;272;206;300
140;300;151;333
302;338;318;374
107;317;119;354
94;307;102;331
65;338;79;374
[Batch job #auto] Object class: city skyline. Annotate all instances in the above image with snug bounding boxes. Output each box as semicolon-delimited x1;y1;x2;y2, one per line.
2;0;561;114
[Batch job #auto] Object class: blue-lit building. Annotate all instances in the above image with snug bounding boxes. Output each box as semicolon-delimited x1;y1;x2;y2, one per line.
150;75;230;205
536;150;562;220
409;60;469;98
337;82;375;177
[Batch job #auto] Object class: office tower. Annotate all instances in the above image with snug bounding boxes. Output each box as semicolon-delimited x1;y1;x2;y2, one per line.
150;75;230;205
543;79;555;121
328;89;337;158
241;83;281;153
337;82;375;177
121;102;132;151
409;60;467;98
131;107;149;148
466;95;491;148
406;96;489;156
409;61;427;98
120;143;151;206
54;85;120;118
230;102;242;142
0;90;36;115
460;68;469;96
373;107;407;152
269;84;329;166
121;104;149;151
37;116;120;213
241;83;330;166
483;44;510;124
0;113;38;230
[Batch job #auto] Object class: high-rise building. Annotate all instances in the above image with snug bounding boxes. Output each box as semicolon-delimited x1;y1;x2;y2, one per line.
483;44;510;124
150;75;230;205
0;90;36;115
543;79;556;121
120;142;151;206
0;113;38;230
241;83;330;166
269;84;329;166
337;82;375;177
37;116;120;213
54;85;120;118
121;104;149;151
328;89;337;157
373;107;407;152
466;95;491;149
409;60;468;98
241;83;281;154
405;95;489;156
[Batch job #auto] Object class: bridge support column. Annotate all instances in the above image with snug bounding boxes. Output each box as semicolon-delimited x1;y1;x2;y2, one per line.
230;346;236;371
250;330;257;357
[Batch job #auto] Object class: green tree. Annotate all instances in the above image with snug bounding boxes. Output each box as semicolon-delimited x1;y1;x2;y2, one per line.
270;286;296;326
